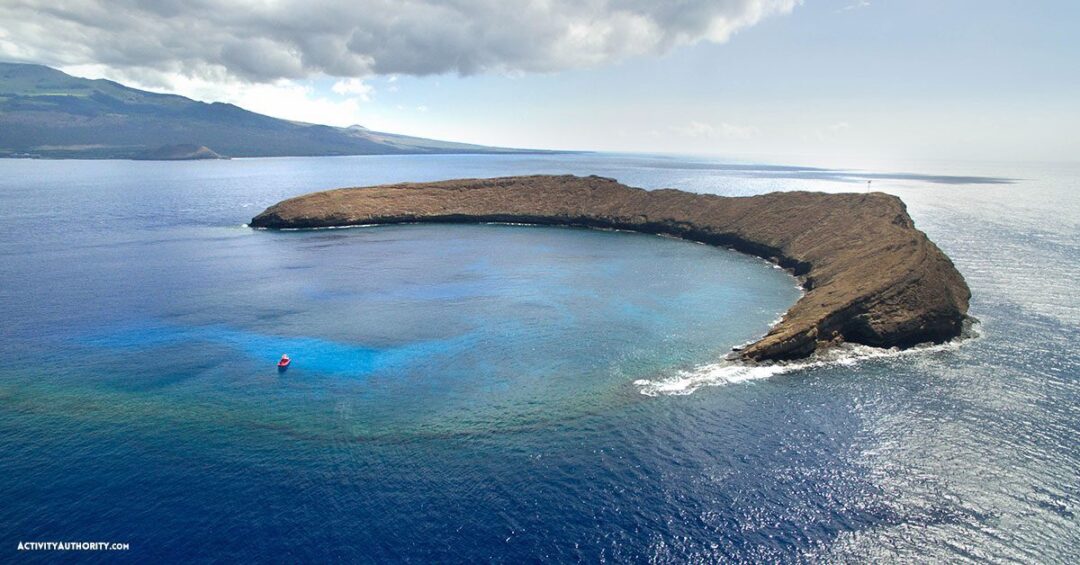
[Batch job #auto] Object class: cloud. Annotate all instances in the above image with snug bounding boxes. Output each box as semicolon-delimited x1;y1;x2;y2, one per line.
673;121;760;140
839;1;871;12
813;121;852;141
59;63;373;127
331;78;374;100
0;0;801;83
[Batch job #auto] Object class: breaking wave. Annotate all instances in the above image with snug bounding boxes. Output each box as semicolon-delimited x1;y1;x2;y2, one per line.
634;318;982;396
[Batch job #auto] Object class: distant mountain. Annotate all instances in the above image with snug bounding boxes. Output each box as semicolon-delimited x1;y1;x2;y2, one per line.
0;62;542;159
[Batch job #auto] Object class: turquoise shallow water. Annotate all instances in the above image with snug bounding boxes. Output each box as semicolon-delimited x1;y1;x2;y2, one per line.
8;221;797;439
1;154;1077;562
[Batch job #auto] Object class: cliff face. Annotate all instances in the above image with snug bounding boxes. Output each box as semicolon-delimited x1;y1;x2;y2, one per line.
250;175;971;362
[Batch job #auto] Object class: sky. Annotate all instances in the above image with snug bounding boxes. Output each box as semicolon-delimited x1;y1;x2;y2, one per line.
1;0;1077;163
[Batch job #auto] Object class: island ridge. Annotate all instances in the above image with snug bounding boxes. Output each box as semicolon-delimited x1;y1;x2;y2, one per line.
250;175;971;362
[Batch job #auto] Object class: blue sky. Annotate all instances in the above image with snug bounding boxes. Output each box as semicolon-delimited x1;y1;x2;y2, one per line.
353;0;1077;162
4;0;1077;163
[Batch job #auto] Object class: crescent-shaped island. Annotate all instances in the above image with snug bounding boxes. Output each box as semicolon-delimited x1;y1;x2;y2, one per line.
250;175;970;362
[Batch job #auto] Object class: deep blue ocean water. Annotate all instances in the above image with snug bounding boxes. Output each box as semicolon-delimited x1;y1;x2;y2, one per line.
1;154;1077;562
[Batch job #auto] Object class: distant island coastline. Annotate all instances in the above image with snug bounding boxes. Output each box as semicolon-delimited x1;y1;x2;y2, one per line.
250;175;971;362
0;62;558;160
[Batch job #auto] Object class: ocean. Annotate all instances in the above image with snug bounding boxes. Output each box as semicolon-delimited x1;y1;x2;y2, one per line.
1;153;1077;562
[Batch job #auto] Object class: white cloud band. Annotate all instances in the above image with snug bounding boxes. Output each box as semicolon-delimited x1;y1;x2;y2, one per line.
0;0;800;82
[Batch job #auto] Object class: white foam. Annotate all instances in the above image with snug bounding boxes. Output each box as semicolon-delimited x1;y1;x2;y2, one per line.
277;223;381;231
634;319;982;396
634;362;793;396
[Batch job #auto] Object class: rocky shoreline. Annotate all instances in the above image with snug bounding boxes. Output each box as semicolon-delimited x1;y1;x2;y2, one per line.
250;175;971;362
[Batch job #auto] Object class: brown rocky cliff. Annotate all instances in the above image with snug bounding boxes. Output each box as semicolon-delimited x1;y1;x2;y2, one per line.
250;175;970;362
